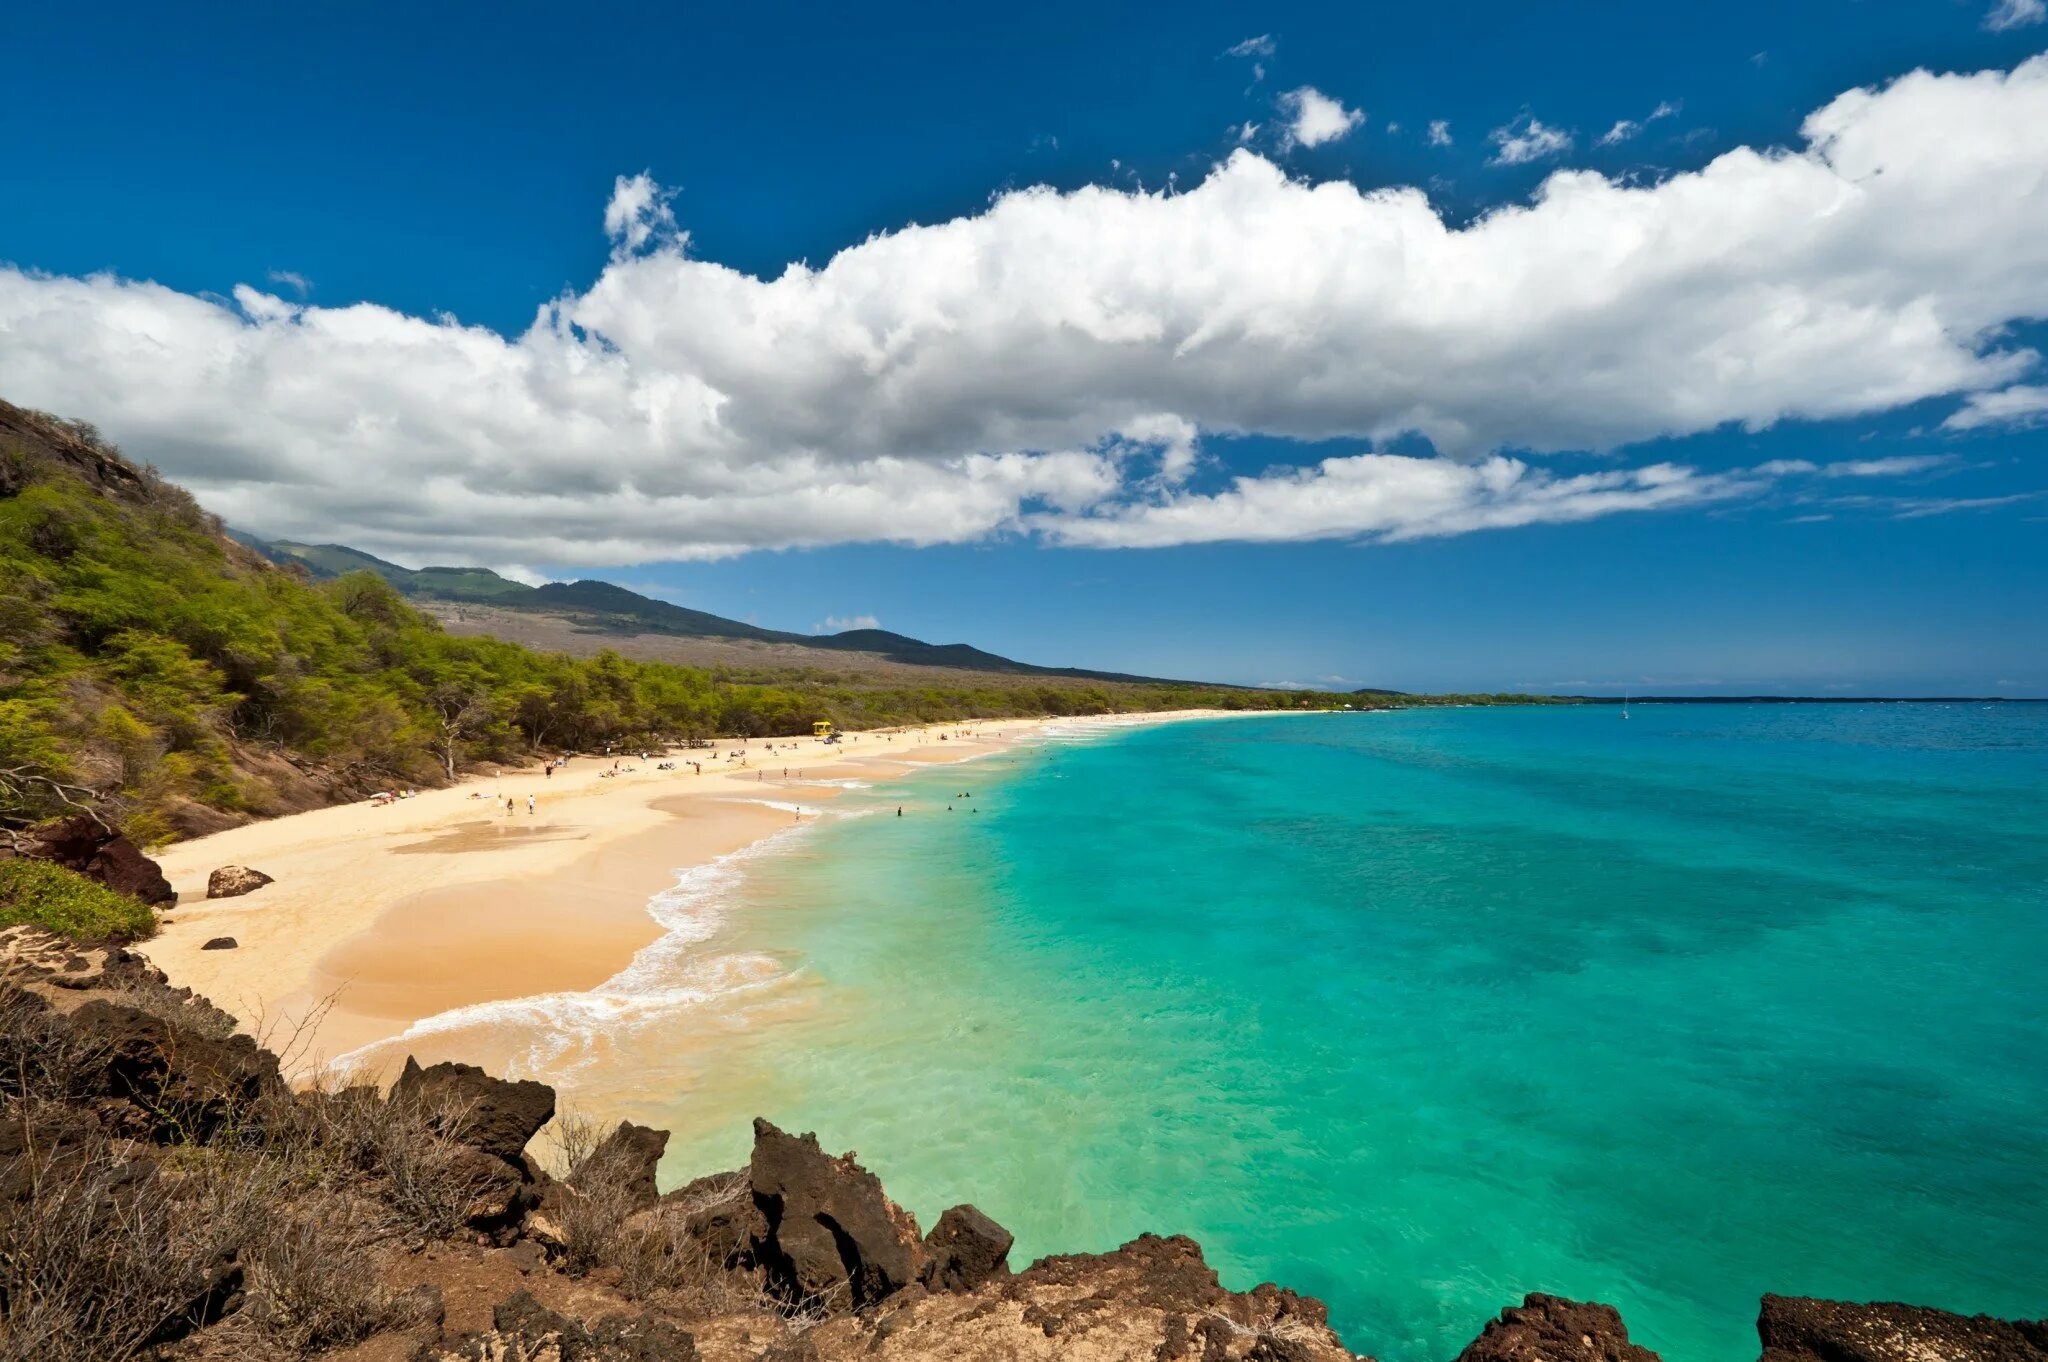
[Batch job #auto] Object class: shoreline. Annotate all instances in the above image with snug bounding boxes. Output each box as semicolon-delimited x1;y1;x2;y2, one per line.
140;708;1253;1079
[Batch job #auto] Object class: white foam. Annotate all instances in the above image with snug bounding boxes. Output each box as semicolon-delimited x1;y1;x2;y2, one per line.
326;824;812;1079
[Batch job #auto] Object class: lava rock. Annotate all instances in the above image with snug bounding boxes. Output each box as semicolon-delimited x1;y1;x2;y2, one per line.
571;1120;669;1211
1759;1295;2048;1362
748;1117;927;1310
21;813;175;906
920;1203;1013;1293
205;865;273;899
390;1056;555;1163
200;936;237;950
1455;1294;1662;1362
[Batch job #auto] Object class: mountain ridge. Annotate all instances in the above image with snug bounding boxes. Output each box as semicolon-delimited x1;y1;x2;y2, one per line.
245;535;1190;685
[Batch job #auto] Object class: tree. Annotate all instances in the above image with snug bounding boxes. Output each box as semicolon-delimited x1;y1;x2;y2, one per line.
426;681;493;781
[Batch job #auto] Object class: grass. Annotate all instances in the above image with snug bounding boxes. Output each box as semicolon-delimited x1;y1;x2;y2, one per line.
0;859;157;940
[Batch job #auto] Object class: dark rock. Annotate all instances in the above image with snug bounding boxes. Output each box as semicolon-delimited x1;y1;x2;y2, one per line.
66;998;284;1141
200;936;237;950
205;865;273;899
920;1203;1013;1292
390;1056;555;1162
748;1117;927;1310
1758;1295;2048;1362
1455;1294;1661;1362
570;1119;669;1211
21;813;175;907
432;1289;699;1361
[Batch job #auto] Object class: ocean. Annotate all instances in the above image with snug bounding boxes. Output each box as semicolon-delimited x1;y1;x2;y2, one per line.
603;703;2047;1362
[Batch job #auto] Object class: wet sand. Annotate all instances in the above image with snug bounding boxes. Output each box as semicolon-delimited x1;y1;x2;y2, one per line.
141;712;1240;1078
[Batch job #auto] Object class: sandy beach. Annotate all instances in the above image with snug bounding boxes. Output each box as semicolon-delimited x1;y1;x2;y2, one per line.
141;710;1239;1080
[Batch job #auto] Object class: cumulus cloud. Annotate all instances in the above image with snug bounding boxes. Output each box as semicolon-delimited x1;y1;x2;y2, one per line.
1279;86;1365;147
1427;119;1452;146
1985;0;2044;30
1;58;2046;564
1489;113;1573;164
1943;383;2048;429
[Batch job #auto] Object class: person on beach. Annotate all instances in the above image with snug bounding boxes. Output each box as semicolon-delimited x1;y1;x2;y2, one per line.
527;795;535;815
505;797;514;814
897;806;903;817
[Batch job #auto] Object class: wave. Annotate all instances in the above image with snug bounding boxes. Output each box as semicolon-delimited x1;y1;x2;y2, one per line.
325;824;812;1079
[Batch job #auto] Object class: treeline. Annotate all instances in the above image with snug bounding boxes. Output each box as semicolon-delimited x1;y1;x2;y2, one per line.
0;409;1361;846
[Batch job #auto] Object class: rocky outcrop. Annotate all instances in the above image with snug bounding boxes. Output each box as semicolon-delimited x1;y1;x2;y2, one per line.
794;1232;1359;1361
920;1203;1013;1293
431;1288;700;1361
200;935;237;949
571;1119;670;1212
1456;1293;1661;1362
748;1117;928;1310
15;812;175;906
391;1055;557;1163
205;864;273;898
1758;1295;2048;1362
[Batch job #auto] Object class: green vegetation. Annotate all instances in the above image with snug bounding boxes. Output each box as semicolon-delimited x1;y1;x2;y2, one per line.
0;858;157;940
6;401;1445;847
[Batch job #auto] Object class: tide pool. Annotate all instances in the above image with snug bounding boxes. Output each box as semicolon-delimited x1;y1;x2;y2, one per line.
640;704;2048;1362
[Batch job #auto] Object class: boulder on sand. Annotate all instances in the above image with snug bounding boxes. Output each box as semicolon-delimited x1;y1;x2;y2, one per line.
205;865;273;899
200;936;237;950
747;1117;926;1310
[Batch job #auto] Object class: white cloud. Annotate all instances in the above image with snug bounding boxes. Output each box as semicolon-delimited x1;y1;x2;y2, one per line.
1280;86;1365;148
1489;113;1573;165
1427;119;1452;147
1943;383;2048;429
1041;455;1757;548
816;614;881;633
1600;100;1681;146
266;269;312;297
1755;455;1953;477
1986;0;2045;30
1225;34;1275;58
602;173;681;259
1;58;2046;565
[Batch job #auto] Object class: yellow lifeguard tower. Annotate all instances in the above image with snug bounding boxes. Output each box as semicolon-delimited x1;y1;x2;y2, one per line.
812;720;834;738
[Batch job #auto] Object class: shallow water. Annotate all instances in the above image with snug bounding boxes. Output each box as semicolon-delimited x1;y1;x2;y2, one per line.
600;705;2045;1361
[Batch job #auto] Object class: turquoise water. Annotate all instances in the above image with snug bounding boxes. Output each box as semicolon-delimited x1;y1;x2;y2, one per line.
648;705;2048;1362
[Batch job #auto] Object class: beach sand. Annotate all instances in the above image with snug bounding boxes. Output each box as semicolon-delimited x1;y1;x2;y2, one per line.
141;711;1238;1080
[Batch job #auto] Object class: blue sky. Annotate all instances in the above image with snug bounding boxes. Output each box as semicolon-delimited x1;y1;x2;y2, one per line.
3;1;2045;693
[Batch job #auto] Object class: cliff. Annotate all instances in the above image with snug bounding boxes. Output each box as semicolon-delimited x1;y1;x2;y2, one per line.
2;925;2041;1362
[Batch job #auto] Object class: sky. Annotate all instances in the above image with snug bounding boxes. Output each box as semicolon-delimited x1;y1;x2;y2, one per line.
2;1;2045;695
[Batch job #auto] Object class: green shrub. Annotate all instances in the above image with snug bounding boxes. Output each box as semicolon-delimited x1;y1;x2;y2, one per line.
0;858;157;940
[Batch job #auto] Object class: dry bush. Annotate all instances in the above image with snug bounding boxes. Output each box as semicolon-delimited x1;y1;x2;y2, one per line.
0;987;108;1106
240;1200;425;1354
0;1123;281;1362
543;1112;643;1275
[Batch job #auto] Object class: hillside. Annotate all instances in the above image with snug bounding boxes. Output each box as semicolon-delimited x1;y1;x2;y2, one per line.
248;535;1179;682
0;399;1338;847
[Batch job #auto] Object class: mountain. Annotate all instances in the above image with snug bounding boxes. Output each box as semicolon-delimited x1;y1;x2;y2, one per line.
248;536;1176;683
